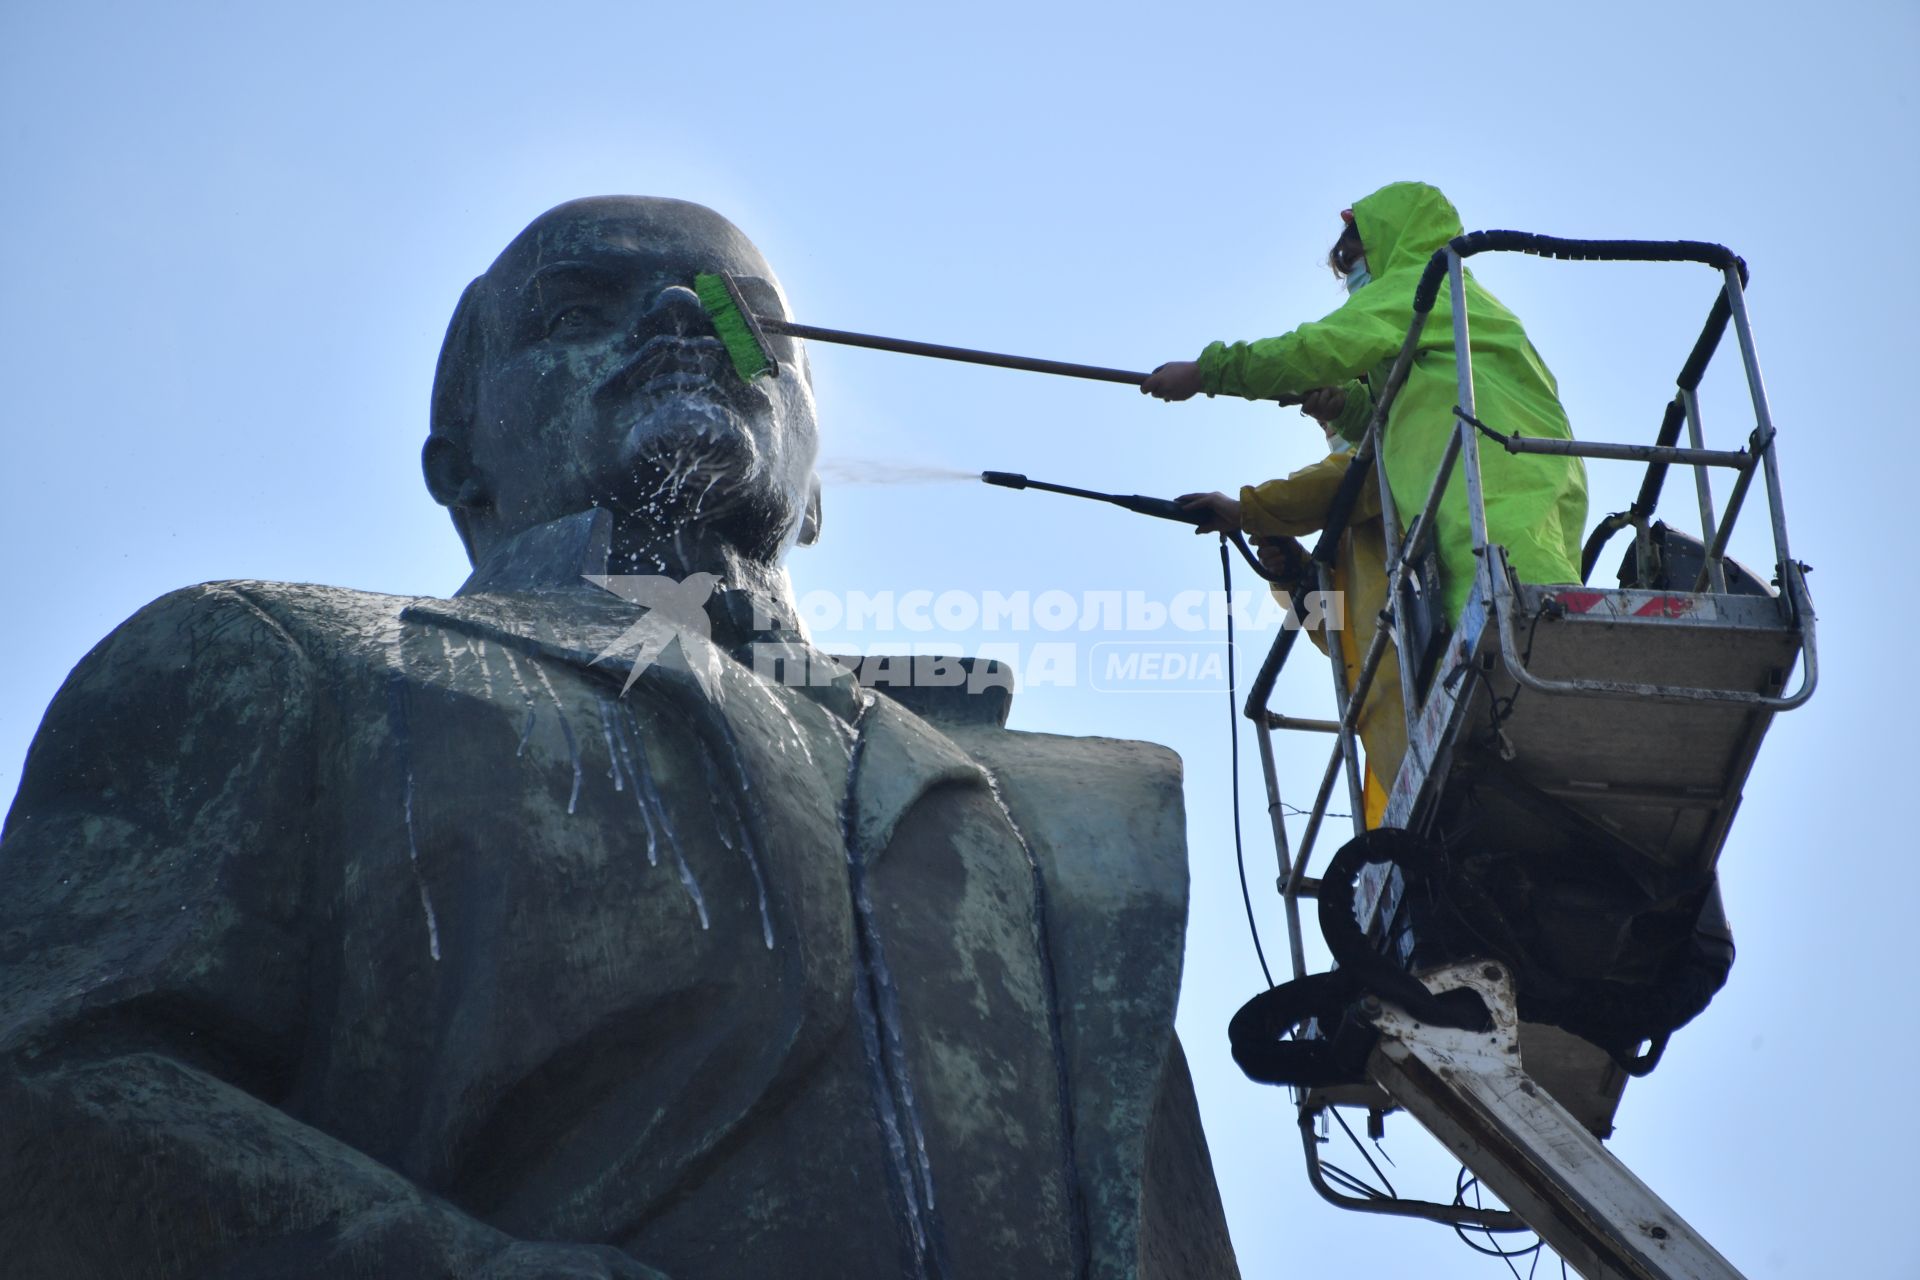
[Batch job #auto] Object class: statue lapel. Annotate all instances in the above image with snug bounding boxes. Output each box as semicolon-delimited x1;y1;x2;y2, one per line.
844;694;990;867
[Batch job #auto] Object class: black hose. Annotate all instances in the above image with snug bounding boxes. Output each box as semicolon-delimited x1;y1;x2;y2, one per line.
1315;830;1493;1033
1222;535;1274;988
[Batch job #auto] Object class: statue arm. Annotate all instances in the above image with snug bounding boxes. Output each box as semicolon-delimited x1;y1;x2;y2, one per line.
0;586;661;1279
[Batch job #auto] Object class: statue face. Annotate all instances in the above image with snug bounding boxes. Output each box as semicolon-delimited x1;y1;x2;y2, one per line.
447;197;818;567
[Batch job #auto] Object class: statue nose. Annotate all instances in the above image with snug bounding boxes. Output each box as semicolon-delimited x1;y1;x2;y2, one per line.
642;284;708;338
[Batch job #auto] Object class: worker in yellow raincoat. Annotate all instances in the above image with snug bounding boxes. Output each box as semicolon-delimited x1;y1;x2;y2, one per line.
1216;385;1402;828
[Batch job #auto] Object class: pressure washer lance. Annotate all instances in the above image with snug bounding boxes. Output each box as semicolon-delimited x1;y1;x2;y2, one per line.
979;471;1289;585
695;271;1302;406
980;471;1207;524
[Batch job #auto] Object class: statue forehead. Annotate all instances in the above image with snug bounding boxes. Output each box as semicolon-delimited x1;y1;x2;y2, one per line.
485;196;774;291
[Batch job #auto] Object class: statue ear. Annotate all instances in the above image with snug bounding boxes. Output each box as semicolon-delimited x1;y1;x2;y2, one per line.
428;275;486;484
422;434;487;510
797;476;823;546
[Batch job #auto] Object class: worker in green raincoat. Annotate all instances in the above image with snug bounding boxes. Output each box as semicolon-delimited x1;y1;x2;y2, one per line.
1150;181;1587;625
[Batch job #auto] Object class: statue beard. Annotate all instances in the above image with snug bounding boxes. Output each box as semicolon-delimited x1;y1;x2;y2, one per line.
599;389;803;572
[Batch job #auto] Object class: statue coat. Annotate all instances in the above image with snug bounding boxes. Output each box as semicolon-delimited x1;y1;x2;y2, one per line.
0;577;1238;1280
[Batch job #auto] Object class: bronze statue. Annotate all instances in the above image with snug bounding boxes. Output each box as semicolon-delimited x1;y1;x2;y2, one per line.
0;197;1238;1279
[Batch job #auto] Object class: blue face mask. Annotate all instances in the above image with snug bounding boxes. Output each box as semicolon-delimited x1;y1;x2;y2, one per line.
1344;257;1371;295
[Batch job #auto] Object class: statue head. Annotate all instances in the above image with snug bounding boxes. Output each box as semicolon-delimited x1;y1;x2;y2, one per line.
425;197;821;579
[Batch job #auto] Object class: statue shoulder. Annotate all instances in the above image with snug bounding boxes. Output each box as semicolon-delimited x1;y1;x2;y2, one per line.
854;655;1186;859
947;725;1187;876
973;726;1184;788
53;580;324;697
4;580;330;872
8;579;418;835
85;579;415;668
175;579;421;656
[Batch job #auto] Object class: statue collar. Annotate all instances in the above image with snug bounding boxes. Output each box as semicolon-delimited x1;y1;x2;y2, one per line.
453;507;803;641
455;508;615;597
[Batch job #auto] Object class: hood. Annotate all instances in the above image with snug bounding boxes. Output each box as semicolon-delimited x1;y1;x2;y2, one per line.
1350;181;1463;277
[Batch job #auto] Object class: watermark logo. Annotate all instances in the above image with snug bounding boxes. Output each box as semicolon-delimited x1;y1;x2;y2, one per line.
581;578;1343;697
583;573;723;698
1090;642;1231;693
758;587;1341;637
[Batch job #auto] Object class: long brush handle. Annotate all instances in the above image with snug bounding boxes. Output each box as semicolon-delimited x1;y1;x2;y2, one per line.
697;271;1305;406
760;316;1303;407
762;318;1143;383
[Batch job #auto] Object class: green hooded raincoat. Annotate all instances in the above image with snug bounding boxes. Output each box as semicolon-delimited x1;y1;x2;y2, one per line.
1197;181;1588;621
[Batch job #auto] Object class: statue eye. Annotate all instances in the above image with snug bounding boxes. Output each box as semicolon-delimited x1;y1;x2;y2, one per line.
546;305;607;337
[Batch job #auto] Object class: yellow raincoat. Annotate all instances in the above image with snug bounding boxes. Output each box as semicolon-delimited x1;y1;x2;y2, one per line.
1241;409;1400;828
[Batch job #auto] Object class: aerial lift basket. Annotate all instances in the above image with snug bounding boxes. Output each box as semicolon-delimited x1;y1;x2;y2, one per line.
1238;232;1814;1280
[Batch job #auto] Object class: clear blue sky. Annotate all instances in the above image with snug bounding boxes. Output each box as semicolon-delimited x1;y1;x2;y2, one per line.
3;2;1914;1274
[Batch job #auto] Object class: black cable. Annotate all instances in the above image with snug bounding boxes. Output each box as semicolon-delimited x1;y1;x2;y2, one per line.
1329;1105;1396;1199
1451;1166;1547;1267
1453;404;1508;444
1282;801;1352;821
1223;534;1274;988
1320;1162;1392;1202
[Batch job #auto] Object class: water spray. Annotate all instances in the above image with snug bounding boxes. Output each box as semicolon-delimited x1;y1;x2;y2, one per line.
816;459;980;485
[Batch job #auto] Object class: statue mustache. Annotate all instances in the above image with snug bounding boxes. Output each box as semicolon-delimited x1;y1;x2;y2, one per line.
593;333;764;414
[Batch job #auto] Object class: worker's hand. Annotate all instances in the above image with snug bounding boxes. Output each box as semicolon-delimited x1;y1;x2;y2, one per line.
1300;385;1347;426
1177;491;1242;535
1253;535;1311;590
1142;361;1205;401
